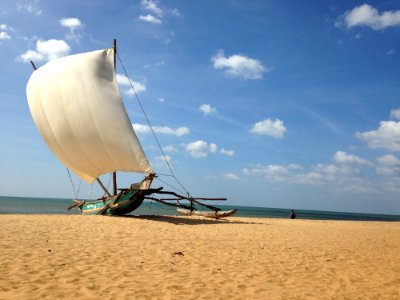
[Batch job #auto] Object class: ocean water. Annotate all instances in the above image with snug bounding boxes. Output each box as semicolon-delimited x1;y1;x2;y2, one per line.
1;196;399;221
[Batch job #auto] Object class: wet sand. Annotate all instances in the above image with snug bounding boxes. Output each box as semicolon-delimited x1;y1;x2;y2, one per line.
0;215;399;299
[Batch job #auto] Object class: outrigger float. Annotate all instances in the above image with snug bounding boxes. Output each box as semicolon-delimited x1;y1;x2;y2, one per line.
26;39;236;218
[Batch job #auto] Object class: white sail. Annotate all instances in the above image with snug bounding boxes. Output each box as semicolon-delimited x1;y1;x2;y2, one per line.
26;48;153;183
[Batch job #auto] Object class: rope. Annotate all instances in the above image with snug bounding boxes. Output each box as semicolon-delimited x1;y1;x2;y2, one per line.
66;168;81;199
117;52;190;196
155;176;187;196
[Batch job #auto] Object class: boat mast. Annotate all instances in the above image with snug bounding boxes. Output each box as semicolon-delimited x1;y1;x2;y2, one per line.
112;38;118;196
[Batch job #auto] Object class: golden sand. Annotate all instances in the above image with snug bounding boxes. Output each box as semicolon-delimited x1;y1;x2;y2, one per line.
0;215;399;299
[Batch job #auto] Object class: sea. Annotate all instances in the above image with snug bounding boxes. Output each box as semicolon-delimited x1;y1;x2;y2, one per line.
1;196;399;221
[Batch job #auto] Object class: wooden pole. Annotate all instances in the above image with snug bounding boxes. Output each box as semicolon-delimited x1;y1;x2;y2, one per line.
30;61;37;70
96;178;112;197
113;38;117;69
112;38;118;196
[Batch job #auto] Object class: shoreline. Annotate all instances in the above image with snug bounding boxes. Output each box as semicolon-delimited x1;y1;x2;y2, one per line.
2;196;400;221
1;214;399;299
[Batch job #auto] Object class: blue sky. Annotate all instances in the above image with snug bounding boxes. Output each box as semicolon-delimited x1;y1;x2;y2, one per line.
1;0;400;214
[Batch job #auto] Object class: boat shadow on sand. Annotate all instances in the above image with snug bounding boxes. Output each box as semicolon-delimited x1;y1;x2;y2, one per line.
119;215;262;225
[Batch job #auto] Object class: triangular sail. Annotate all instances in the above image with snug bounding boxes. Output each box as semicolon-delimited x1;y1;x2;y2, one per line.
26;48;153;183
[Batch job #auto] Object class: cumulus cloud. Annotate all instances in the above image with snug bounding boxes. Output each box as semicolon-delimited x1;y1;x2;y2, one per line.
60;17;83;41
376;155;400;176
250;118;287;138
0;24;12;41
223;172;240;180
333;151;371;166
16;39;70;63
141;0;162;16
355;121;400;152
185;140;218;158
390;108;400;119
0;31;11;40
60;17;81;29
154;155;172;164
211;50;268;80
140;0;180;20
116;74;146;95
133;123;189;136
199;104;217;116
220;148;235;157
243;164;292;181
138;14;162;24
0;24;11;30
169;8;181;17
241;153;394;193
242;160;374;188
162;145;178;152
338;4;400;30
17;0;42;15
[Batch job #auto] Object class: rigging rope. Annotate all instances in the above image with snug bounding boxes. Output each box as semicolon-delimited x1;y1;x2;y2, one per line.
66;168;81;199
117;52;190;197
155;176;187;196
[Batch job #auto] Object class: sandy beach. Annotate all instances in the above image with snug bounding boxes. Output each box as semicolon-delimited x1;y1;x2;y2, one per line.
0;215;399;299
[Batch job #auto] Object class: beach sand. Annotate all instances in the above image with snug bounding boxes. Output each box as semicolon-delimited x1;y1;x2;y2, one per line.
0;215;399;299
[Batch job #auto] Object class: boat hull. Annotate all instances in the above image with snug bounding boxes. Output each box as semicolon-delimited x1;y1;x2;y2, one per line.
177;208;237;219
80;190;144;215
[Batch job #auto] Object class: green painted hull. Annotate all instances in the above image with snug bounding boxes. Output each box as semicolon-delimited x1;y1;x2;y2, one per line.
80;190;144;215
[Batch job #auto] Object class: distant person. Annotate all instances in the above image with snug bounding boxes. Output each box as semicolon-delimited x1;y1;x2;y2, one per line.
290;209;296;219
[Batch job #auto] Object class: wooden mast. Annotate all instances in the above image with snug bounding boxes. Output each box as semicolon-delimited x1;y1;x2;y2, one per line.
112;38;118;196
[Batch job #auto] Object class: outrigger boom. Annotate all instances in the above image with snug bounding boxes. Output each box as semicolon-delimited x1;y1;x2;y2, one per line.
145;189;227;212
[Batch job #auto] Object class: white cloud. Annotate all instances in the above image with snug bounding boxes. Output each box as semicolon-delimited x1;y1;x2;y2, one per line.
243;162;364;185
223;173;240;181
210;143;218;153
356;121;400;152
333;151;371;166
17;0;42;15
60;18;82;29
17;49;43;62
377;154;400;166
243;164;291;181
390;108;400;119
133;123;189;137
138;14;162;24
60;18;83;41
313;163;353;176
250;118;287;138
211;50;268;80
0;24;10;30
154;155;172;164
340;4;400;30
116;74;146;95
169;8;181;17
185;140;218;158
376;155;400;176
141;0;162;16
0;32;11;40
16;39;70;63
140;0;180;20
36;39;70;61
199;104;217;116
162;145;178;152
220;148;235;157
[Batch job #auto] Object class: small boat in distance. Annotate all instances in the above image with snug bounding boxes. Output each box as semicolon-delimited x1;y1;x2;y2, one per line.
26;40;236;217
